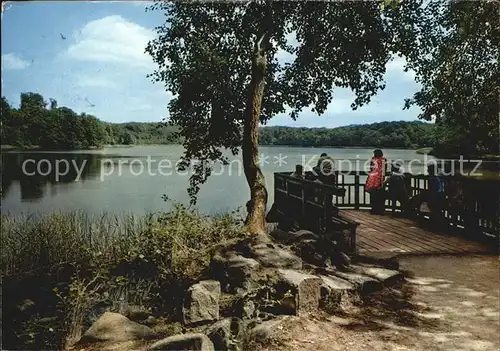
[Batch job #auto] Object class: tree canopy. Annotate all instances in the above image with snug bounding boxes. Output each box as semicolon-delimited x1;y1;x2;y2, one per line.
146;0;425;234
404;0;499;157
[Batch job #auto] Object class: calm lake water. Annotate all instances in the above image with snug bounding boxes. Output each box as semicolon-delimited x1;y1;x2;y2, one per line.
1;145;490;216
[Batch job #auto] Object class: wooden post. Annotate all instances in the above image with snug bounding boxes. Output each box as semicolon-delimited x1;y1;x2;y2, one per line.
354;173;360;209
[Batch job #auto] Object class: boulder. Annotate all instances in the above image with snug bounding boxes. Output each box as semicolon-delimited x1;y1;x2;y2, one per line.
277;269;322;315
204;317;243;351
79;312;156;344
212;252;260;292
148;333;214;351
183;280;221;325
251;243;302;270
319;275;356;313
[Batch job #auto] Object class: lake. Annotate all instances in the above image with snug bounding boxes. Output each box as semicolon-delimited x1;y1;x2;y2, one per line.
1;145;489;216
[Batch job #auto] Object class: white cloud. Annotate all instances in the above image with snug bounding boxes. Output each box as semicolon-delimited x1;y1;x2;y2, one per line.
2;53;29;70
386;56;416;81
75;74;117;88
65;15;154;69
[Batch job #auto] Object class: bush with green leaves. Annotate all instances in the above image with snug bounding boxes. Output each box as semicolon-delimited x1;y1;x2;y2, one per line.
0;205;245;350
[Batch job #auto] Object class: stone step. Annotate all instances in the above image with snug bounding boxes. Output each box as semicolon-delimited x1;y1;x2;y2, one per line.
352;265;403;285
333;271;382;293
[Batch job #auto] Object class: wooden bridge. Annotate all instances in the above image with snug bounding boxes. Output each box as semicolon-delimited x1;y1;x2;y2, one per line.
271;171;499;256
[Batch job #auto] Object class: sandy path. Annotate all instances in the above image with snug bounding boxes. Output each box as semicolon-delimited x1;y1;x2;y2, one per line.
260;254;499;351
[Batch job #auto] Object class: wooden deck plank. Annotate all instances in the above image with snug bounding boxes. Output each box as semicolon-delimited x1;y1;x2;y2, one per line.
348;213;461;253
353;213;477;253
344;210;475;253
343;211;454;253
342;210;491;254
348;216;430;253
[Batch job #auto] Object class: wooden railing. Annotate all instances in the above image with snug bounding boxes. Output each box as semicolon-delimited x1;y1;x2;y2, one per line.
274;171;500;241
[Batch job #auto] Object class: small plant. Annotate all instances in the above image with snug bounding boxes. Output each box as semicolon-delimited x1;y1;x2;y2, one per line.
1;204;245;350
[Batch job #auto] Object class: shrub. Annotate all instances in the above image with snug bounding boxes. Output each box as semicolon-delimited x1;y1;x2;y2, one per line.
0;204;245;350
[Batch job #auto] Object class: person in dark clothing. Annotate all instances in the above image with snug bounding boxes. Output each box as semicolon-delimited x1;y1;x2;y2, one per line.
427;164;445;224
366;149;387;215
408;164;445;225
386;162;409;214
314;153;336;186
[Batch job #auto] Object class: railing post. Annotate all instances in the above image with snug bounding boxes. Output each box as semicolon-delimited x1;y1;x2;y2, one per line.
354;173;360;209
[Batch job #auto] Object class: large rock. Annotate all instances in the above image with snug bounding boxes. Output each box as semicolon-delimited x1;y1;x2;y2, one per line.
251;243;302;269
79;312;156;344
148;333;214;351
211;252;260;293
278;269;322;315
204;317;243;351
319;275;356;313
183;280;221;325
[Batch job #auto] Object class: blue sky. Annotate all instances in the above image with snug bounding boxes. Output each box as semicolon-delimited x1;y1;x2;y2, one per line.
1;1;422;127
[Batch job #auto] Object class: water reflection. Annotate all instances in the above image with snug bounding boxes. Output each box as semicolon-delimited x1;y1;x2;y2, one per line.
1;153;103;201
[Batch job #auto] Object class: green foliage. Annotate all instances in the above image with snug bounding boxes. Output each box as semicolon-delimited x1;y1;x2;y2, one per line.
0;92;181;149
259;121;436;148
403;1;499;157
145;1;425;204
0;207;244;350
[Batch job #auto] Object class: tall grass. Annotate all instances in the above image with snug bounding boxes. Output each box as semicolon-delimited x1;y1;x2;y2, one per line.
1;211;145;276
0;205;245;350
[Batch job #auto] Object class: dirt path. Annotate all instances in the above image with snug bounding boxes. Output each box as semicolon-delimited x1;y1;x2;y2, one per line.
260;254;499;351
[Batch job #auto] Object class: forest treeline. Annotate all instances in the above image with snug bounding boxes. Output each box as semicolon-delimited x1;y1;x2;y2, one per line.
259;121;436;149
0;93;180;149
1;93;437;150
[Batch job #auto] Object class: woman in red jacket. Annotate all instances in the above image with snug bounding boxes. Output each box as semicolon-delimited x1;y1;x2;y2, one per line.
365;149;387;215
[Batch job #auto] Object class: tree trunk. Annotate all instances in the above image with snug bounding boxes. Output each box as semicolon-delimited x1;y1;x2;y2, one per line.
242;36;268;236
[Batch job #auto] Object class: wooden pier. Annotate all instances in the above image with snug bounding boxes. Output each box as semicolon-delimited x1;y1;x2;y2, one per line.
271;171;499;255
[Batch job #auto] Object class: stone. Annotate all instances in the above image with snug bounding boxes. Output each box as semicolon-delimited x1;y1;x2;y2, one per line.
204;317;243;351
320;274;355;293
251;244;302;270
148;333;214;351
79;312;156;344
319;275;356;313
352;265;403;285
278;269;322;315
183;280;221;325
248;316;292;343
212;252;260;292
334;271;381;293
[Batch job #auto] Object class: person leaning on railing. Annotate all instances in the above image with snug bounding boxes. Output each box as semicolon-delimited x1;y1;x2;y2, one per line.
365;149;387;215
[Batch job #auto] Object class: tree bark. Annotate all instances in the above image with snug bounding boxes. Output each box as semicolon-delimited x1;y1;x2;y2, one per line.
242;34;269;236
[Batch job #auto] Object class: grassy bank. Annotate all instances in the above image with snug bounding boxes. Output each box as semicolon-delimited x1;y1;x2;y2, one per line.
1;206;245;350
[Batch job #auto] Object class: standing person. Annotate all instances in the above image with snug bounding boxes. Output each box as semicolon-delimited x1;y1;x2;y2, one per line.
386;162;409;214
427;163;446;227
313;153;340;218
365;149;387;215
